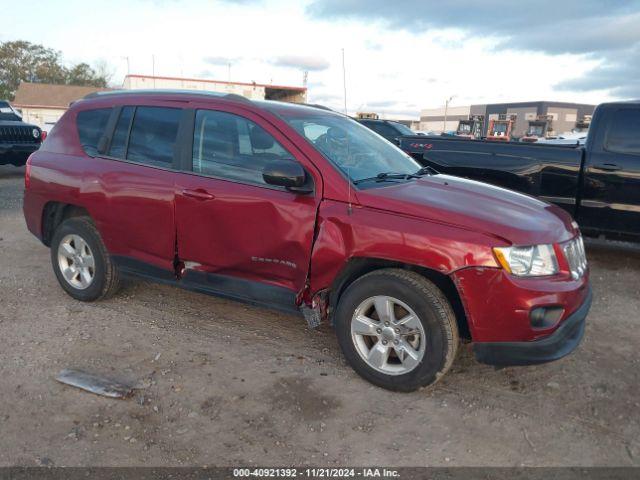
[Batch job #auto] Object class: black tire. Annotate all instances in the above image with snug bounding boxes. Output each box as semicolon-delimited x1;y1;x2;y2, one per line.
50;217;120;301
334;269;459;392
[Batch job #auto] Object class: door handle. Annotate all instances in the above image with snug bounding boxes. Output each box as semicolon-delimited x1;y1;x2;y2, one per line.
593;163;621;172
182;188;215;201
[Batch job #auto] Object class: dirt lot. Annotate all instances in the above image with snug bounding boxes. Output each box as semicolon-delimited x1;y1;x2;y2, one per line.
0;164;639;467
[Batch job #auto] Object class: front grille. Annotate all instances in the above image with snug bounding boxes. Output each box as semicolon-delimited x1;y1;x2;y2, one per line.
0;126;39;144
563;235;587;280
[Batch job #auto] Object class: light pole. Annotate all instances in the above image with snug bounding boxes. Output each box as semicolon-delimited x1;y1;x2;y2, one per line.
443;95;455;133
121;56;130;76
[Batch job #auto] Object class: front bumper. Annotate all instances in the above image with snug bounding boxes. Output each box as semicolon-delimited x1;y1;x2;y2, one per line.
473;286;592;366
0;143;40;165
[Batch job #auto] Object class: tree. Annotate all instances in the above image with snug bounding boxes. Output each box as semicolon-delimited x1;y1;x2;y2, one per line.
0;41;110;100
66;63;109;87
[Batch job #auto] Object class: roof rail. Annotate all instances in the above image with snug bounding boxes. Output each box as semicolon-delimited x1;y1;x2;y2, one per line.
81;89;253;104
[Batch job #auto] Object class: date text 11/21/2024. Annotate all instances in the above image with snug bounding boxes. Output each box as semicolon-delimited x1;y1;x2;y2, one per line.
232;468;400;478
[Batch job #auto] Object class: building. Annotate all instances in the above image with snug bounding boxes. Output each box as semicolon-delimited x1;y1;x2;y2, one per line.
420;101;595;136
123;74;307;103
482;101;595;138
12;75;307;130
12;82;111;130
357;111;421;130
419;105;484;133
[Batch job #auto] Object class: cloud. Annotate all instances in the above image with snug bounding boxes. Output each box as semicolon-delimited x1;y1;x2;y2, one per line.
204;56;241;66
306;0;640;98
366;100;397;108
507;13;640;55
556;46;640;99
309;92;342;103
270;55;330;71
306;0;639;53
365;40;382;51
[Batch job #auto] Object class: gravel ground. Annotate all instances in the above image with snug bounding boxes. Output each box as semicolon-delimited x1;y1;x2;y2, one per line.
0;164;639;467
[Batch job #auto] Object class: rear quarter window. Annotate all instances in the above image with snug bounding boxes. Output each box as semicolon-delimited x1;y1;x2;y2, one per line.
77;108;112;156
605;109;640;155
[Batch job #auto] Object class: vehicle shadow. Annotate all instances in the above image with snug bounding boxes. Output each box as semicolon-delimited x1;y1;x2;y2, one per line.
0;165;25;179
585;237;640;268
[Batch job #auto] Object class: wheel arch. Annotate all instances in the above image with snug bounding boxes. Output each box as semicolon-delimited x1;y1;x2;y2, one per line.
328;257;471;340
41;202;92;247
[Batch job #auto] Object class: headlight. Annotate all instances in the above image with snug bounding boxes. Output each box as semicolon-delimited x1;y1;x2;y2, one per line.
493;244;558;276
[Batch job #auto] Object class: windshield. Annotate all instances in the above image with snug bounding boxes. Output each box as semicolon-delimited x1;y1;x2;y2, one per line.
458;123;472;133
278;109;421;184
0;103;22;121
528;125;544;136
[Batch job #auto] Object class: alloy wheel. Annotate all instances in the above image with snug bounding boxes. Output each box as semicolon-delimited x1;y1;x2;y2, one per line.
350;295;426;375
57;234;95;290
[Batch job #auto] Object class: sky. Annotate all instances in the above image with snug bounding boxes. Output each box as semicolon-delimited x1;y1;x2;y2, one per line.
2;0;639;118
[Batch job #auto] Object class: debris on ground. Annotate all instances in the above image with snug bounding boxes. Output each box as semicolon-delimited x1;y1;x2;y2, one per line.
55;369;137;399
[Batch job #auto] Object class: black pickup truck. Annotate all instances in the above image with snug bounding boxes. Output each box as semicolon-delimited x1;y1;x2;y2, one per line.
398;101;640;242
0;100;43;166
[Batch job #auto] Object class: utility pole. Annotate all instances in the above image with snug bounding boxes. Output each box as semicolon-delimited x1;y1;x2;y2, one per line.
152;54;156;88
443;95;455;133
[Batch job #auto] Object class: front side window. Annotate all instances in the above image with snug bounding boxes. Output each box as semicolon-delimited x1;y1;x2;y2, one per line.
77;108;112;156
192;110;292;186
277;109;420;186
606;109;640;155
127;107;181;167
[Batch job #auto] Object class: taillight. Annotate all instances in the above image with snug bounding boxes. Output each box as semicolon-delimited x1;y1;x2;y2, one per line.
40;130;47;142
25;155;33;189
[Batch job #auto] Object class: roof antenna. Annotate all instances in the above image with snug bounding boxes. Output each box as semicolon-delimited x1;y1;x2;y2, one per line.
342;48;353;215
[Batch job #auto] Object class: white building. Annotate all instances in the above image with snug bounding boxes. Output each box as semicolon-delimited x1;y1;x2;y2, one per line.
419;105;474;133
123;74;307;103
12;75;307;129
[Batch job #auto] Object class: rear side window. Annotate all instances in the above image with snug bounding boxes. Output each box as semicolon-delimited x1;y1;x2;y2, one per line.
365;121;400;140
126;107;182;167
77;108;112;156
606;109;640;155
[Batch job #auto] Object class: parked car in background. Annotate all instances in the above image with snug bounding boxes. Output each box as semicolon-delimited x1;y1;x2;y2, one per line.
400;101;640;242
355;118;416;144
23;90;591;391
0;100;44;166
536;131;588;145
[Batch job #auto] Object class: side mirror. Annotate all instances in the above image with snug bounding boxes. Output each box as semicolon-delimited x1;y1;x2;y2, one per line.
263;160;312;193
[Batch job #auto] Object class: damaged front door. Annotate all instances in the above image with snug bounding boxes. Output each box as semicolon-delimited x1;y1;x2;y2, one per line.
173;106;321;311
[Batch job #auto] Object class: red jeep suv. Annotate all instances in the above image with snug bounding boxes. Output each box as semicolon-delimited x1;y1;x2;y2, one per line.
23;90;591;391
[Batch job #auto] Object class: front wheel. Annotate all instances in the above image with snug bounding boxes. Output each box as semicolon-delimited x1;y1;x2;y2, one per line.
334;269;459;392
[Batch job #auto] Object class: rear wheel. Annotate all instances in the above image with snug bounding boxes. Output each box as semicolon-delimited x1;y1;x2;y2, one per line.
334;269;459;391
50;217;120;301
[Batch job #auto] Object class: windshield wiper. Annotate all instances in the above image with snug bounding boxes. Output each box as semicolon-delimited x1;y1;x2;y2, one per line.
414;166;439;176
353;172;420;185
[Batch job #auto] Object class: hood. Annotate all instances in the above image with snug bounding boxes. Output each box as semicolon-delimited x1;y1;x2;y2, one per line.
0;120;40;128
357;174;576;245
